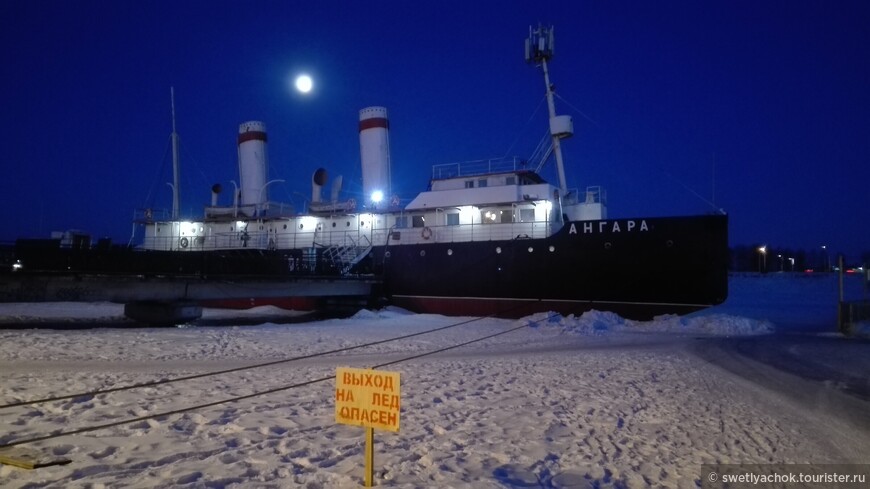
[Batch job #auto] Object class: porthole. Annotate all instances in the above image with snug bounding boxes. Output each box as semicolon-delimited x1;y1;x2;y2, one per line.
549;245;555;252
604;242;612;250
495;247;502;254
528;247;534;253
283;224;287;230
346;221;350;227
384;251;391;258
447;249;453;256
666;240;674;248
420;250;426;257
299;224;304;229
332;222;337;228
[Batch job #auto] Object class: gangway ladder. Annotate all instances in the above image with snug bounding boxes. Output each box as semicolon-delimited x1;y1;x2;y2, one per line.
323;235;373;275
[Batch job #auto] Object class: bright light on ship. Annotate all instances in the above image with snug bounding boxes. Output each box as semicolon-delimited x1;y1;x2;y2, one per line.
300;216;318;229
371;190;384;203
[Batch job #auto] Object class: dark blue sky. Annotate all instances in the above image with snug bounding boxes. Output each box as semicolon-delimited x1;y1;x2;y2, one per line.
2;1;868;259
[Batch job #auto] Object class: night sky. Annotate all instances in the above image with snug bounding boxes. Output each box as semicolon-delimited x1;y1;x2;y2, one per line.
2;1;868;259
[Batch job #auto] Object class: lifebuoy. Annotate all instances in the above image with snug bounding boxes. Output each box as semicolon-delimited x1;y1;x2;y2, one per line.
179;237;189;248
421;226;432;240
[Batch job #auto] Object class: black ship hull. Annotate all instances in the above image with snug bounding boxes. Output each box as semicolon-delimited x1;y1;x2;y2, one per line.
372;214;728;319
10;214;727;320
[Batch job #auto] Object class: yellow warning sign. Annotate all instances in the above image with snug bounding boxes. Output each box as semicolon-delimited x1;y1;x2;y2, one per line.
335;367;401;432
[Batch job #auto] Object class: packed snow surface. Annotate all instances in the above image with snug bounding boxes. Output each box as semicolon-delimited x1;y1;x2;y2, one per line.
0;274;867;488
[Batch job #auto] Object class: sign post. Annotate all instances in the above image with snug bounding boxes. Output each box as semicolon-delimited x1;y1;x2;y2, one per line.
335;367;401;487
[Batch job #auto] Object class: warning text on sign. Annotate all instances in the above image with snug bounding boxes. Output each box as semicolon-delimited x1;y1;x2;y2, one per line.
335;367;401;432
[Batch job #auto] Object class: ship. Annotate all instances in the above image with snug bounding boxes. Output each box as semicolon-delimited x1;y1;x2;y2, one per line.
11;26;728;320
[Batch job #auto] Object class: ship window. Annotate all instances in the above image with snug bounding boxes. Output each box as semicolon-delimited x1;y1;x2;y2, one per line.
283;224;287;230
478;179;487;188
412;215;425;228
446;213;459;226
519;208;535;222
506;176;516;185
482;210;498;224
332;222;336;227
500;210;513;223
465;180;474;188
395;216;408;228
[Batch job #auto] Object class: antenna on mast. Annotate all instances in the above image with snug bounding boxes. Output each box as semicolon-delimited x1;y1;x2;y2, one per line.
526;24;573;196
170;87;181;219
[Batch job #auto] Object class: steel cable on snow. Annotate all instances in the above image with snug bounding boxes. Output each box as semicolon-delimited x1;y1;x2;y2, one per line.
0;308;562;450
0;303;536;410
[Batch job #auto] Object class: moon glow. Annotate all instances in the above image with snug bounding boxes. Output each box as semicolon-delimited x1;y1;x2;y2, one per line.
295;74;313;94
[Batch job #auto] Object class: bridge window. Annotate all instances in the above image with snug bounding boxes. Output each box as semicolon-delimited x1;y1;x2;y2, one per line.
446;213;459;226
412;215;426;228
519;208;535;222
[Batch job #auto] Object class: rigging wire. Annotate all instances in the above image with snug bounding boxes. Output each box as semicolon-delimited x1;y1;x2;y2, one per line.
141;136;173;209
553;92;599;127
0;309;557;450
500;94;547;161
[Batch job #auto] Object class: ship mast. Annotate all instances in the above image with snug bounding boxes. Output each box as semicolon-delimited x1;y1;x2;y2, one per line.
526;25;569;196
170;87;181;219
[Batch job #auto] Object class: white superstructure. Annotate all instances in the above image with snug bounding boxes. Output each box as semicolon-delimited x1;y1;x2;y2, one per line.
137;25;606;259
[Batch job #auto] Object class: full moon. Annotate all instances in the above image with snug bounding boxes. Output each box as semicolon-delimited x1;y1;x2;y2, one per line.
294;74;313;94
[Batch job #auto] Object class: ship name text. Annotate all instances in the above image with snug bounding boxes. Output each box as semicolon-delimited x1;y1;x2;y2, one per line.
568;220;649;235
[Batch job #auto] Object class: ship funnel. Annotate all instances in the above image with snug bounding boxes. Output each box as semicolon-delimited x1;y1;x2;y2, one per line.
359;107;391;205
237;121;268;207
312;168;327;203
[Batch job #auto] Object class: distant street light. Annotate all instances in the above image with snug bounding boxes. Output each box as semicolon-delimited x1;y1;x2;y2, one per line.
788;257;795;272
821;245;828;272
778;254;783;272
758;245;767;273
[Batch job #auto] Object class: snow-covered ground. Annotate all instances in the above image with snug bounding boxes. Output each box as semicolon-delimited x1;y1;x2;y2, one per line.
0;273;868;488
